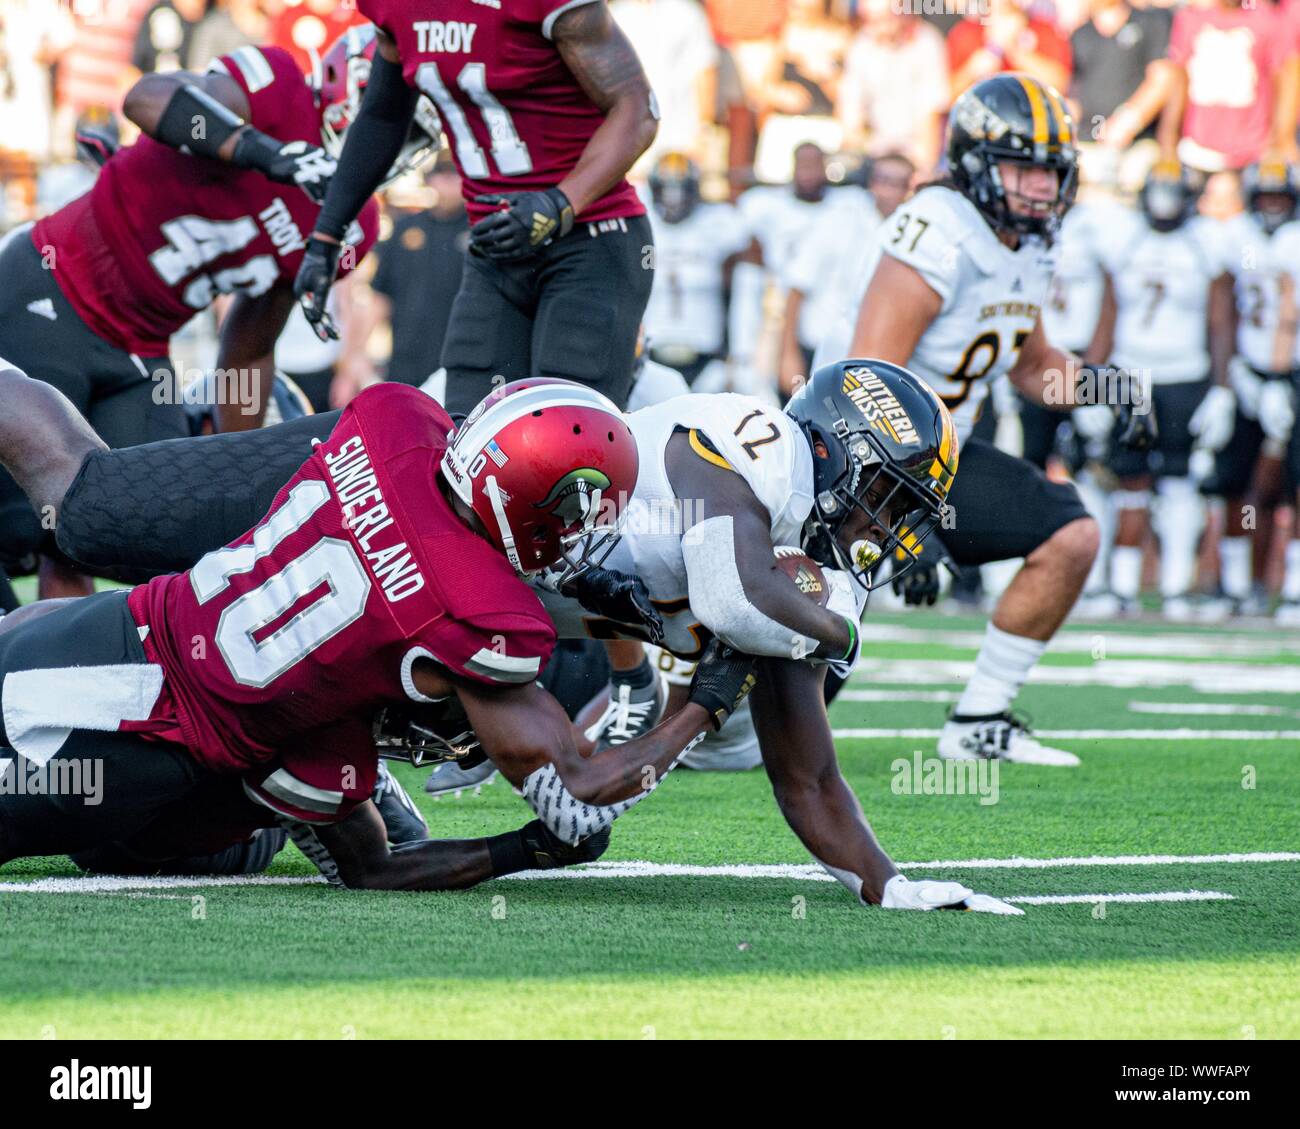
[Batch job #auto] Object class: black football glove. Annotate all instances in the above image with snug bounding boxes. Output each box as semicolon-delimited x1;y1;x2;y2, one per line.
469;188;575;261
519;819;611;869
893;558;940;606
1078;364;1157;452
688;638;757;732
561;566;665;646
233;129;337;204
293;235;342;342
75;124;118;168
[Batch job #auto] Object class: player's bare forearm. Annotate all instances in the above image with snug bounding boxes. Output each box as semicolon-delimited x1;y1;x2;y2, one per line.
850;254;941;360
315;803;493;891
0;365;104;517
213;284;296;431
1208;273;1236;387
1008;318;1079;410
751;659;898;904
553;2;658;215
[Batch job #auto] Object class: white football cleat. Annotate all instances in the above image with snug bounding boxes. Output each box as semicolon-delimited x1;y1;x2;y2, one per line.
939;712;1081;767
1161;595;1195;622
881;875;1024;915
1073;590;1120;619
1275;600;1300;627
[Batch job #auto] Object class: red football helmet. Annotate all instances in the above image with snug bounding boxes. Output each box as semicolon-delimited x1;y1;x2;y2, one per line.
314;23;442;187
441;380;639;580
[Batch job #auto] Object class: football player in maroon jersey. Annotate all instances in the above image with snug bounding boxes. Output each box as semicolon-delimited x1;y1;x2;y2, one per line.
0;373;754;885
0;41;411;606
294;8;660;416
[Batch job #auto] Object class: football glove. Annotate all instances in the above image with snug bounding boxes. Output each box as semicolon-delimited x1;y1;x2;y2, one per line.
1077;364;1157;451
1072;402;1115;442
1258;378;1296;444
233;130;337;204
293;235;342;341
1189;384;1236;453
470;188;575;261
688;638;757;731
893;559;940;606
75;124;118;168
561;566;665;646
881;874;1024;915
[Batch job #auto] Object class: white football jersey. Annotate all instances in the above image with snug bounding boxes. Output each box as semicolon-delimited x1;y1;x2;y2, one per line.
536;394;814;659
785;192;883;348
832;186;1057;440
644;202;751;355
1100;213;1233;385
1041;201;1118;355
1226;212;1300;375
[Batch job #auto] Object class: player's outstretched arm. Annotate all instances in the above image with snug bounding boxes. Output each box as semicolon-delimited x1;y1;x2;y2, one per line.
0;365;105;522
665;434;856;663
298;29;417;338
124;67;335;203
552;1;659;217
750;658;899;905
212;282;297;432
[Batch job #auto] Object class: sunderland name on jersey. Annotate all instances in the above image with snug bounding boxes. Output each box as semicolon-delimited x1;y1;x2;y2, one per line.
535;393;815;660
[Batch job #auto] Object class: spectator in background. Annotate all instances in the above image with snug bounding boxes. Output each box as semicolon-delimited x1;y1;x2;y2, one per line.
340;157;469;400
837;0;948;173
610;0;719;171
779;151;912;397
132;0;208;75
57;0;151;130
1158;0;1300;173
706;0;789;169
187;0;261;72
948;0;1072;101
1070;0;1174;150
266;0;367;76
753;0;851;182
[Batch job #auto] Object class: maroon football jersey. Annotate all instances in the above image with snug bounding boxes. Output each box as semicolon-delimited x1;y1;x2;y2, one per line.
31;45;380;357
125;383;557;774
359;0;645;224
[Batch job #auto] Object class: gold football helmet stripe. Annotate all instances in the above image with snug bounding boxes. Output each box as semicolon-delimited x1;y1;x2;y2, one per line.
1018;75;1049;146
1044;85;1072;145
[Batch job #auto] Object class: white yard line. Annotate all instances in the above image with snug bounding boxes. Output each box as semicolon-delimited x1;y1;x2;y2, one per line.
832;727;1300;740
1004;891;1234;906
1127;701;1293;717
862;623;1300;659
0;852;1293;895
851;658;1300;692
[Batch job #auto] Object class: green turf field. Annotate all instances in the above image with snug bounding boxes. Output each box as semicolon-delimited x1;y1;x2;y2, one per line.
1;604;1297;1039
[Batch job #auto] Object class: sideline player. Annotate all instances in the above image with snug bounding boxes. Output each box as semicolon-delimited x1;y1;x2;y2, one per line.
294;8;660;414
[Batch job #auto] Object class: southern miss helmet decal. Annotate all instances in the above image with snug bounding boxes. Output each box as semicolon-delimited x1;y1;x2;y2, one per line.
929;406;959;501
841;367;922;447
954;92;1012;144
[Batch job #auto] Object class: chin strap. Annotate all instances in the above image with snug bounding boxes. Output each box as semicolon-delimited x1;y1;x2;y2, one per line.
485;474;523;574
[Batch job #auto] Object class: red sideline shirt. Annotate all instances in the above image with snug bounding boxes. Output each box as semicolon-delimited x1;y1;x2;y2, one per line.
360;0;645;224
32;45;379;357
947;16;1073;81
125;384;557;774
1168;1;1296;170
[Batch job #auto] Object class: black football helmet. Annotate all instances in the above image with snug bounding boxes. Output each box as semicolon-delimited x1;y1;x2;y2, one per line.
650;152;701;224
1139;160;1199;233
947;73;1078;241
1243;159;1300;235
786;360;958;590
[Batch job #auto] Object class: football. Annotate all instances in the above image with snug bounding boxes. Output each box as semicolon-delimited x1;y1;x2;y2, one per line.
773;545;829;606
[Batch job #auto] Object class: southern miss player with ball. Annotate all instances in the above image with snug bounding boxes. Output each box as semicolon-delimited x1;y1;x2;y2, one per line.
0;42;394;606
294;5;660;415
823;74;1151;767
0;358;1019;913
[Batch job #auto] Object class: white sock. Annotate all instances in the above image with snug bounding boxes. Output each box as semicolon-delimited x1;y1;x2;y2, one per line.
954;623;1047;718
1283;541;1300;602
1111;545;1142;600
1076;472;1113;594
1154;478;1203;599
1218;536;1252;601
